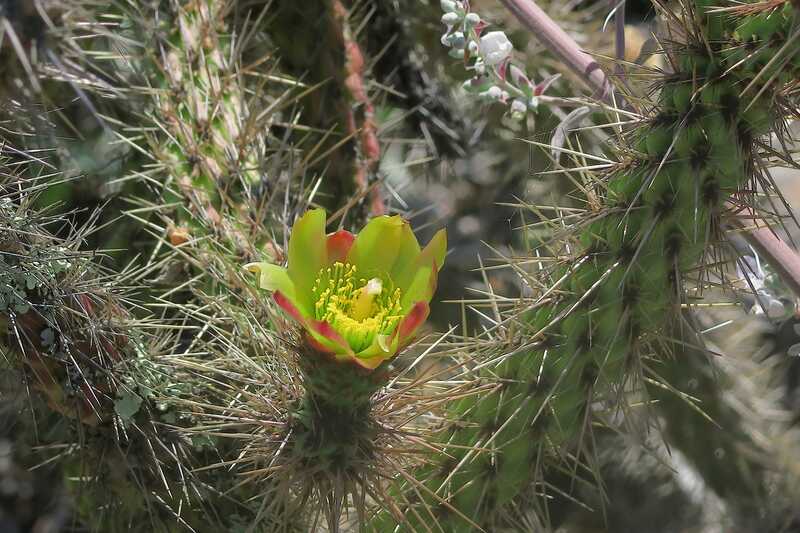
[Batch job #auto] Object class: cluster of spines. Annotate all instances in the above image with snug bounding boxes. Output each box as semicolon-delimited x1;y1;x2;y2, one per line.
4;0;798;530
373;1;800;530
0;155;179;530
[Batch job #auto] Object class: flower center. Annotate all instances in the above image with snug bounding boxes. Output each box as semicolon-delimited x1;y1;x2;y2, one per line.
311;262;403;352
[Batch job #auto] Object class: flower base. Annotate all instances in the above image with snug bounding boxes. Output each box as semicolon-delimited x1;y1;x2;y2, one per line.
286;342;389;473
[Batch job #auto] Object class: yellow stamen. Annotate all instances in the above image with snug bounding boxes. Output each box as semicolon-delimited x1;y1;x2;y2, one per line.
311;263;403;352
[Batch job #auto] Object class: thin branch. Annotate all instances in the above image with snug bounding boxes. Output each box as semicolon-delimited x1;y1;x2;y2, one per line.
614;0;626;81
734;220;800;299
498;0;611;99
330;0;385;216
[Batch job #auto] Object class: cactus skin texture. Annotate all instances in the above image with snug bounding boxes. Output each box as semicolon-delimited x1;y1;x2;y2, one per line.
93;0;278;261
373;1;800;531
147;1;264;257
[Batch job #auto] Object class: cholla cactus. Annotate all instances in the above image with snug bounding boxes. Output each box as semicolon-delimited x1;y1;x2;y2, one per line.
378;0;800;530
3;0;800;531
0;145;187;529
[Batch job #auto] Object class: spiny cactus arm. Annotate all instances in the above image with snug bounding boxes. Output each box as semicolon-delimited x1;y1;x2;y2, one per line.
142;0;266;257
497;0;800;300
329;0;385;216
372;0;800;530
0;156;199;529
0;185;126;425
64;0;297;264
652;327;772;523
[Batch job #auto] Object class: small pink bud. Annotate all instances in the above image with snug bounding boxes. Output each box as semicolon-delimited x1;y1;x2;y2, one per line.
497;58;510;81
534;73;561;96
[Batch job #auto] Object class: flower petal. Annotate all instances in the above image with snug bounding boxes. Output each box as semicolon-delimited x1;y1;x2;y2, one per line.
307;320;354;356
353;339;394;369
400;265;434;312
306;333;339;355
356;334;394;359
396;228;445;297
246;262;297;301
351;354;387;370
395;301;430;348
273;291;308;323
288;209;328;312
389;221;422;291
346;215;404;278
417;229;447;274
326;230;355;265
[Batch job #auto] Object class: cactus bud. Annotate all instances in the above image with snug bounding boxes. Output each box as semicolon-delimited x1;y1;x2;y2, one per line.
441;0;458;12
480;31;513;66
464;13;480;27
510;99;527;118
441;12;460;26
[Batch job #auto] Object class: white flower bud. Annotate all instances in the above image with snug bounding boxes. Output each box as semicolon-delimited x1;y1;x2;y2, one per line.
510;99;527;118
483;86;503;100
464;13;480;26
474;58;486;75
441;12;460;26
450;31;466;49
467;40;479;56
480;31;513;66
441;0;458;12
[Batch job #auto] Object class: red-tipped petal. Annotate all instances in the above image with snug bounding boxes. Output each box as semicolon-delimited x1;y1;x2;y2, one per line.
534;73;561;96
498;58;510;81
308;320;353;354
308;334;384;370
306;333;338;355
273;291;306;324
326;230;355;265
509;64;531;88
395;301;430;348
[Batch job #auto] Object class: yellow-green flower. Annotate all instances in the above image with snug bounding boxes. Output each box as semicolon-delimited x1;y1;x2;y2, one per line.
246;209;446;370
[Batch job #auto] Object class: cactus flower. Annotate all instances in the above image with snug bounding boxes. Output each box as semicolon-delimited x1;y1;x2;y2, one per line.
246;209;446;370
